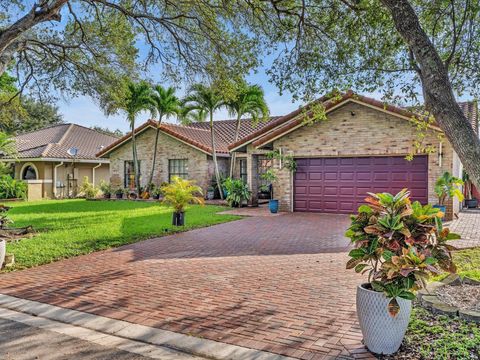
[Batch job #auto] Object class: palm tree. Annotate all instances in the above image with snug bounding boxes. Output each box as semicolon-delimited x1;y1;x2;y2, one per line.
225;82;269;178
0;132;16;157
149;85;181;185
122;81;155;191
182;84;225;199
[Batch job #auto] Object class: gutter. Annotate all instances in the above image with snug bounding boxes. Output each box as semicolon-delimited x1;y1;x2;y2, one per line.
53;162;64;198
92;163;102;186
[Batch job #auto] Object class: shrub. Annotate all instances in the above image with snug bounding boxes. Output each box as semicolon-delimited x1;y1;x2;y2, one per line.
222;177;251;207
162;176;204;213
0;175;27;199
78;176;98;199
434;171;464;205
345;189;459;316
99;180;113;196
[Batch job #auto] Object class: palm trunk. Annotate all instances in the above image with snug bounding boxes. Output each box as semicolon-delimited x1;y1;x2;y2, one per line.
131;122;140;191
229;114;242;178
381;0;480;190
149;113;163;185
210;113;224;200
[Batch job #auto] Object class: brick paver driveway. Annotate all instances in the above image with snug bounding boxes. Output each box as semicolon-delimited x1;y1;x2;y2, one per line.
0;213;371;359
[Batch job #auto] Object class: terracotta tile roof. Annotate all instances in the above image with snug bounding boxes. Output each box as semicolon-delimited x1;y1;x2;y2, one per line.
11;124;118;160
97;117;281;157
458;101;478;134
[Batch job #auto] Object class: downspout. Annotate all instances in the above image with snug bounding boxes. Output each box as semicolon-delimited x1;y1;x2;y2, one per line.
53;162;64;198
92;163;102;186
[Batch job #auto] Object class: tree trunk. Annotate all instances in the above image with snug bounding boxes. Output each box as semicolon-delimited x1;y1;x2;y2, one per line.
210;113;224;199
149;113;163;185
229;114;242;178
130;121;140;191
381;0;480;189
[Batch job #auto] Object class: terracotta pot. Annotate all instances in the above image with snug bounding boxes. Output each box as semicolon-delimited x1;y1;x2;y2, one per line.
356;284;411;355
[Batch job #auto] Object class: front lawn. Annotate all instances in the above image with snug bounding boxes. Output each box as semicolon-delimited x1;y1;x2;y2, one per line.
4;200;240;270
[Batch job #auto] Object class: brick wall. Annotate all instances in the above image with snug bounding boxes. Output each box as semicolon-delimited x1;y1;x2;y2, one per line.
267;101;455;216
108;127;213;191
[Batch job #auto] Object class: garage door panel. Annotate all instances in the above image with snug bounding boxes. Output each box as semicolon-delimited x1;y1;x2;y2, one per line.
294;156;428;213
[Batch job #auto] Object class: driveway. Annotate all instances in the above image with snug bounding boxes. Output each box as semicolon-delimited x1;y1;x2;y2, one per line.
0;213;370;359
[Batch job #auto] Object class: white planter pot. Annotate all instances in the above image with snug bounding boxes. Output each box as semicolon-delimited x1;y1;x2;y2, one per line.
0;239;5;269
356;284;412;355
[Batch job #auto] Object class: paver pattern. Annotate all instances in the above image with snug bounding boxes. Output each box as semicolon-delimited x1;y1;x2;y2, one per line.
449;210;480;249
0;214;374;359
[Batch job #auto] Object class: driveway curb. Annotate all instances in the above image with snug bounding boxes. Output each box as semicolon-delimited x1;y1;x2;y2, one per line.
0;294;294;360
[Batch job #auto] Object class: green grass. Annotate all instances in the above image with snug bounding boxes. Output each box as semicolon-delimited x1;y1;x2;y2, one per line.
4;199;240;270
431;247;480;282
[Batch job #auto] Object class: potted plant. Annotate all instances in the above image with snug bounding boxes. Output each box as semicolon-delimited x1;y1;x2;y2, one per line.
434;171;464;215
151;186;162;200
115;188;124;199
463;172;478;208
206;186;215;200
222;177;251;207
260;169;279;213
162;176;204;226
99;181;112;199
345;189;459;355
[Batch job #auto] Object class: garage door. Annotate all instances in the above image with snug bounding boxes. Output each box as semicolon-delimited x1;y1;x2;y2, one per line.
294;156;428;213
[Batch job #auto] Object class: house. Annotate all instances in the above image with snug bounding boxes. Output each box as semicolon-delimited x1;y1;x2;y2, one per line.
96;119;280;191
1;124;118;200
98;91;478;219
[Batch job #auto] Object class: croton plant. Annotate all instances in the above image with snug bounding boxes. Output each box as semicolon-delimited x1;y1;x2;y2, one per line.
345;189;459;316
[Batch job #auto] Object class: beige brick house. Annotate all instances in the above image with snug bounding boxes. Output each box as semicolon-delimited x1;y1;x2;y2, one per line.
99;91;478;218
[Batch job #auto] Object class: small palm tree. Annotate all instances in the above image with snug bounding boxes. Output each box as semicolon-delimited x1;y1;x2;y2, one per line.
225;82;269;177
0;132;16;157
149;85;181;185
182;84;225;199
121;81;155;191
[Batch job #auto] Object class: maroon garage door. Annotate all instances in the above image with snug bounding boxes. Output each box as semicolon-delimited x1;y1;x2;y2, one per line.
294;156;428;214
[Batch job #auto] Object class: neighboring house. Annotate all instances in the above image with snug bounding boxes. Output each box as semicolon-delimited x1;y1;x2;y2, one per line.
98;91;478;219
1;124;118;200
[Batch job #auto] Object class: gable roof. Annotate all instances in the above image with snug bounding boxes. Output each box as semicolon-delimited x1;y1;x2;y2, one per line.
97;117;281;158
230;91;479;150
10;124;119;161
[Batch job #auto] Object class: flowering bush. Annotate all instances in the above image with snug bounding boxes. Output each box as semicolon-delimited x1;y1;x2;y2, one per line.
345;189;459;316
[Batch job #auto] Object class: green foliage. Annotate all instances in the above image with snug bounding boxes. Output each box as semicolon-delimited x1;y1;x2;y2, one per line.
90;126;123;138
162;176;205;213
78;176;98;199
0;205;13;229
225;80;269;126
345;189;458;317
99;181;113;196
434;171;464;205
403;307;480;359
222;178;251;207
266;149;297;172
0;175;26;199
0;132;16;157
4;200;239;270
259;169;278;193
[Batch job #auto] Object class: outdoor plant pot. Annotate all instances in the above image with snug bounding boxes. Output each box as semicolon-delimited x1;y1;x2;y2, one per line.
115;193;123;199
433;204;446;217
356;284;412;355
104;193;111;199
172;211;185;226
152;194;160;200
269;199;279;213
465;198;478;208
0;239;5;269
206;189;215;200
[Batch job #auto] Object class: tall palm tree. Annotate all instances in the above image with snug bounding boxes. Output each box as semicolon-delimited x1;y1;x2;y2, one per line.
149;85;181;185
122;81;155;191
225;82;269;178
182;84;225;199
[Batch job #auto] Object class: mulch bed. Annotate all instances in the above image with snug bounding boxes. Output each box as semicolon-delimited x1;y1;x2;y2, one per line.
436;283;480;312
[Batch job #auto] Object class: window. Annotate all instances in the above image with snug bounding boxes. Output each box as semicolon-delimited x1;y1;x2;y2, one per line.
239;159;247;183
257;156;273;189
169;159;188;182
124;160;141;188
21;165;37;180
